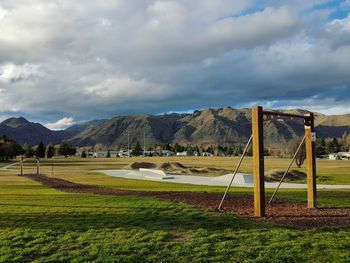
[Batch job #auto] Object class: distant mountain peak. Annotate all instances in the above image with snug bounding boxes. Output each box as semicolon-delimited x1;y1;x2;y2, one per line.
2;117;30;128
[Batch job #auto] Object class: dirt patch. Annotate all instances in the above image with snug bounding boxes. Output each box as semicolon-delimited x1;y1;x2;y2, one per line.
24;174;350;227
266;169;306;182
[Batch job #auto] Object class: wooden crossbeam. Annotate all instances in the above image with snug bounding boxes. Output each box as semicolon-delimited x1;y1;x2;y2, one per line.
262;110;308;119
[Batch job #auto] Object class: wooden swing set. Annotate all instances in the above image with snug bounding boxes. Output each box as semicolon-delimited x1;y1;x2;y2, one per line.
219;106;317;217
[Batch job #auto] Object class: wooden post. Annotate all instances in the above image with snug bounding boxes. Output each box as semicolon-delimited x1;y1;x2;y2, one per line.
305;113;317;208
36;157;40;175
252;106;265;217
20;156;23;176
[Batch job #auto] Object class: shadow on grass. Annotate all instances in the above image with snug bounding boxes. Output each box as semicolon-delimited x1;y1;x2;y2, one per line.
0;196;279;233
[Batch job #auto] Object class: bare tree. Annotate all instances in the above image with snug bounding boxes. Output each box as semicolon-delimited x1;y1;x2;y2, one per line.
288;137;306;168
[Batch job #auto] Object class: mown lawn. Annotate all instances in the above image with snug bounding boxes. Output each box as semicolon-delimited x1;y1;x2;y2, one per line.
7;157;349;207
0;174;349;262
0;158;349;262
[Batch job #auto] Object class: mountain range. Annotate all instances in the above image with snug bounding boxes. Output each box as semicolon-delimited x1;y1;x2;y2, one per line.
0;107;349;148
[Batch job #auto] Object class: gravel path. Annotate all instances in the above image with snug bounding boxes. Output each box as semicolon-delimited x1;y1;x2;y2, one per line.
0;161;21;170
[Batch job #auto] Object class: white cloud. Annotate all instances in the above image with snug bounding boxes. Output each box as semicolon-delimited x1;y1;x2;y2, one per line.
0;63;43;83
84;75;169;101
327;14;350;33
204;7;298;47
264;97;350;115
45;117;75;130
0;1;349;121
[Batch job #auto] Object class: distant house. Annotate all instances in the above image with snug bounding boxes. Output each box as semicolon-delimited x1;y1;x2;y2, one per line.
88;151;119;158
118;150;132;157
87;152;95;158
329;152;350;160
162;150;175;156
328;153;338;160
338;152;350;160
176;151;187;156
143;150;156;156
202;151;214;157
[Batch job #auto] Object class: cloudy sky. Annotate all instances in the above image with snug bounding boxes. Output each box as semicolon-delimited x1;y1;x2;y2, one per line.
0;0;350;129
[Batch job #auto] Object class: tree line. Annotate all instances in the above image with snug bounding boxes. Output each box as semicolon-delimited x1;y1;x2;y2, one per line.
129;134;350;158
0;136;77;161
23;142;76;158
0;135;23;161
1;133;349;161
315;135;350;156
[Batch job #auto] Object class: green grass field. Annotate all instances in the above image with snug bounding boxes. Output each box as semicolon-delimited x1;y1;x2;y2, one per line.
0;157;349;262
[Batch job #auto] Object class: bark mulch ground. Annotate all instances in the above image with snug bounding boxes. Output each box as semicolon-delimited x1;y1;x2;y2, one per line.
24;174;350;227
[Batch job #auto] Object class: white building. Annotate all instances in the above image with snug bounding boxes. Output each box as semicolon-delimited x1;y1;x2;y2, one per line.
88;151;119;158
328;153;338;160
176;151;187;156
328;152;350;160
162;150;175;156
118;150;132;157
338;152;350;160
143;150;156;156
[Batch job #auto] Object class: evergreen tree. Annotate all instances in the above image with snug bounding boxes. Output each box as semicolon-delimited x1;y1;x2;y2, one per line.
206;146;213;154
45;143;55;158
195;146;200;155
173;143;182;153
36;141;45;158
164;143;171;151
186;145;194;156
81;150;87;158
132;141;142;156
106;150;111;158
332;137;341;153
58;143;76;157
316;137;326;156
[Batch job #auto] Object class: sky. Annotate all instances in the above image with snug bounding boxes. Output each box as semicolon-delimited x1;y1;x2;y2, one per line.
0;0;350;129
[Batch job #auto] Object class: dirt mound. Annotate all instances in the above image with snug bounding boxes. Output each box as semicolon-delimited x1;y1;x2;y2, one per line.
159;162;187;173
266;169;306;182
24;174;350;227
171;162;186;169
159;162;186;169
125;162;158;170
125;161;187;172
125;161;228;175
160;162;228;175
